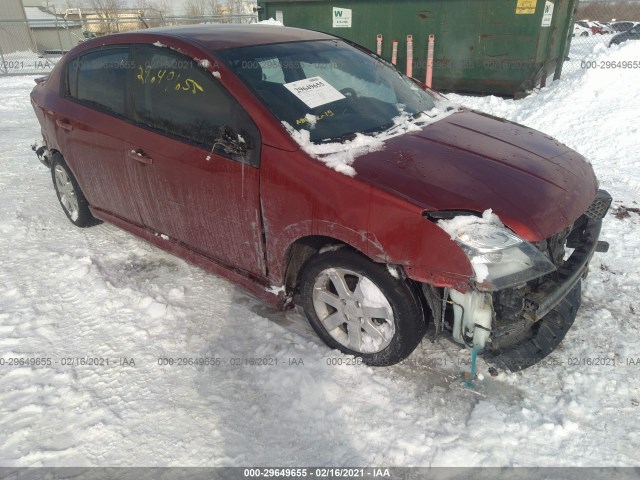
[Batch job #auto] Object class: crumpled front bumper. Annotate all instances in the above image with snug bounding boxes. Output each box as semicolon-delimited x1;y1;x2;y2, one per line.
487;189;612;371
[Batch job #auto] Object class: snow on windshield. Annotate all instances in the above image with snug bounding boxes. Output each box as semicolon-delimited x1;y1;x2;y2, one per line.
220;39;459;175
283;105;457;176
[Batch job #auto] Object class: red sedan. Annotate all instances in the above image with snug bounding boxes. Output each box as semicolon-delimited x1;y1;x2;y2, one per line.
31;25;611;370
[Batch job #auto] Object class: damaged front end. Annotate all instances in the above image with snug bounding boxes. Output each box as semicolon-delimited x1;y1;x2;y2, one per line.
428;190;612;371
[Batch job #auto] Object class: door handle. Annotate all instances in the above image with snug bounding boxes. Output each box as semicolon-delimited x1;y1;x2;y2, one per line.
128;149;153;165
55;119;73;131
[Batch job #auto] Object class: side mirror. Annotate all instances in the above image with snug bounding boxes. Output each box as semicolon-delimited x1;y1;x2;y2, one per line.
214;125;248;160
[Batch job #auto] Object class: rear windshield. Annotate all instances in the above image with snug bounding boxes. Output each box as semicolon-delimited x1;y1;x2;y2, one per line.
219;40;439;143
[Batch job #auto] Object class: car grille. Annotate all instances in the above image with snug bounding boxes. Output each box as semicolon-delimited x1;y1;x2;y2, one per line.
534;190;612;267
585;190;613;220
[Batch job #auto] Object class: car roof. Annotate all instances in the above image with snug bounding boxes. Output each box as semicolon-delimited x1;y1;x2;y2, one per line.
110;24;337;51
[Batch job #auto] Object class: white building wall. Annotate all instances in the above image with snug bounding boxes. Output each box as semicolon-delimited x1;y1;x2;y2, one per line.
0;0;35;54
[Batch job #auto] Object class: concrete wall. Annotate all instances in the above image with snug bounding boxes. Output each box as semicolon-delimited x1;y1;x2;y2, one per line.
0;0;35;54
32;26;83;53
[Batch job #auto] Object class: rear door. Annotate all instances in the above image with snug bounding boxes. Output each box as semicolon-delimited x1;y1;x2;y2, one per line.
56;46;143;225
124;44;266;277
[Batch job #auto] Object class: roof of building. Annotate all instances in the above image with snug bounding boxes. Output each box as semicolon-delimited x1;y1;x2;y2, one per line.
24;6;81;29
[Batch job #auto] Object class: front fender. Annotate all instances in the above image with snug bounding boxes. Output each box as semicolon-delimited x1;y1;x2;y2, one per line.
268;219;389;285
366;188;474;291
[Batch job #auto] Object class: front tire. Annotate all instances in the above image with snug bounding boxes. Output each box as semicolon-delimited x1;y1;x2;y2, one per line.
300;249;426;366
50;154;99;228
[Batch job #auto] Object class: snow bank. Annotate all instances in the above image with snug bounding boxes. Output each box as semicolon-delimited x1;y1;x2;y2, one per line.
256;18;283;26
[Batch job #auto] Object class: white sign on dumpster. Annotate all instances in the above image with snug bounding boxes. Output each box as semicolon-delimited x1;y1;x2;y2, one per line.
332;7;352;28
541;1;554;27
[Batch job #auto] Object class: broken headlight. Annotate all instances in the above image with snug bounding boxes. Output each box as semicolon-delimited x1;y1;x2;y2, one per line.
439;218;556;291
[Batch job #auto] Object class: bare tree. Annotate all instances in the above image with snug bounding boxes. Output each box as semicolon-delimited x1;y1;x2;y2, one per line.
89;0;125;19
207;0;226;15
88;0;125;32
65;0;87;9
135;0;173;17
228;0;242;14
206;0;254;16
577;1;640;22
185;0;207;16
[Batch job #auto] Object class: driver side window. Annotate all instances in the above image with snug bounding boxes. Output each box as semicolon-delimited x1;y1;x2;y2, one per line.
131;45;260;166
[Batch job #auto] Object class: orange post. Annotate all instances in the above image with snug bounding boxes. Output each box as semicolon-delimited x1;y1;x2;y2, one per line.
406;35;413;77
426;34;435;88
391;40;398;66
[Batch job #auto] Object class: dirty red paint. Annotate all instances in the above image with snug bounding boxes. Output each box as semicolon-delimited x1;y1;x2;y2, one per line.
31;25;599;309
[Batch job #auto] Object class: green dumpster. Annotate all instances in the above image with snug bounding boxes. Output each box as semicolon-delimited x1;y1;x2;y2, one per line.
256;0;578;96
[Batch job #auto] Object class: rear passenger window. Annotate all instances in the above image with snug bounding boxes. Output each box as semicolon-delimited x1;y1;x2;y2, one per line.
68;47;129;116
131;45;260;165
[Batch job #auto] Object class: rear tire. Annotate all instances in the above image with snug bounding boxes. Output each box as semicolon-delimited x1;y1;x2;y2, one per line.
300;249;426;366
50;154;100;228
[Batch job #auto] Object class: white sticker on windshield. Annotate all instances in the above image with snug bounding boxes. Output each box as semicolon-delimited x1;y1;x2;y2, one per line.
283;77;346;109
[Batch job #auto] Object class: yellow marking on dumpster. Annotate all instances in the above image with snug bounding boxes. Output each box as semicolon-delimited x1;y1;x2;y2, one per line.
516;0;537;14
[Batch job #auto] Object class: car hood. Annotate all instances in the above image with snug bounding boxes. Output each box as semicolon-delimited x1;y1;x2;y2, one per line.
352;110;598;241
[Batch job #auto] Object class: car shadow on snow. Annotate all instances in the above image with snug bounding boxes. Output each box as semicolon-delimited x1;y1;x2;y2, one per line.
189;287;527;466
191;288;370;466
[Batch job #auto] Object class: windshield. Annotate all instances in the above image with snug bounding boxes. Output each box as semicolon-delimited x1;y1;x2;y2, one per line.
219;40;439;143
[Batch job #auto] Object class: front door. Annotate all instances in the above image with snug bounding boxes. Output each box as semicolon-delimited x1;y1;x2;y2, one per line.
124;44;266;277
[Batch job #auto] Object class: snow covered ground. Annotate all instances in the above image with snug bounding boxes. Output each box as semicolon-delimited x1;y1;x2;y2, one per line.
1;37;639;467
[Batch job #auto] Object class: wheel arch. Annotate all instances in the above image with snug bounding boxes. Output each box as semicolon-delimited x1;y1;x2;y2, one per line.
268;219;392;287
280;234;429;318
49;150;91;206
49;152;100;228
282;235;362;297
